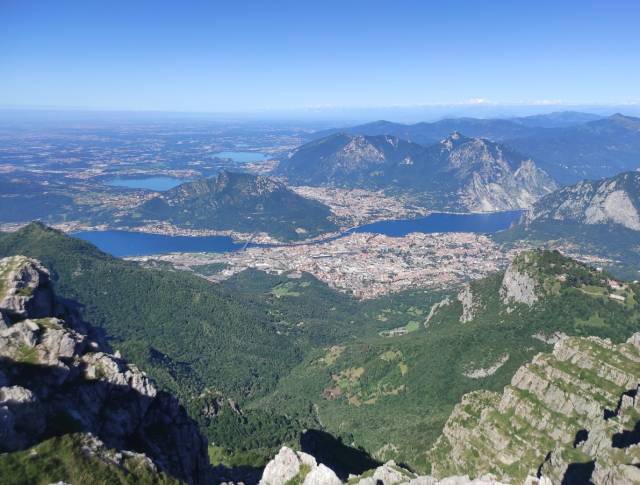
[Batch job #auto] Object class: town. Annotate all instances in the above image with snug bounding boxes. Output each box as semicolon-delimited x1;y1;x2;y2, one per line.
130;231;516;298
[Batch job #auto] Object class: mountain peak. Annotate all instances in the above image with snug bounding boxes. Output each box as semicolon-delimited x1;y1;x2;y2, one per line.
134;170;338;240
598;112;640;130
440;131;473;150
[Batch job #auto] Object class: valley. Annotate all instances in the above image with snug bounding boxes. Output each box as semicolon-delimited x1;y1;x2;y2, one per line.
2;228;639;483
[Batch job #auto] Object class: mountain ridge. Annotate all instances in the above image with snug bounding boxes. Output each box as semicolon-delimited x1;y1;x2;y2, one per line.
306;113;640;184
131;170;339;241
526;170;640;231
278;132;556;211
495;171;640;279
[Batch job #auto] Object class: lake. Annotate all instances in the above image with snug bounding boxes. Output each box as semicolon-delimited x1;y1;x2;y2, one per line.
73;211;522;257
348;211;523;237
105;176;188;191
213;151;269;163
73;231;245;257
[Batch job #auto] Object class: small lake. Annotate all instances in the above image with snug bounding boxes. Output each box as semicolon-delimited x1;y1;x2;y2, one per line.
73;211;522;257
105;177;188;191
213;151;269;163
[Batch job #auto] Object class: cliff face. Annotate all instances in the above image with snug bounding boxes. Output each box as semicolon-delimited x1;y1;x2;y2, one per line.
440;134;557;212
0;256;211;484
278;132;556;212
527;171;640;231
426;334;640;484
499;254;539;307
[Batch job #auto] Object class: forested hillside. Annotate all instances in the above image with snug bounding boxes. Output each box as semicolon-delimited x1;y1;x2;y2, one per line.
129;170;339;240
254;250;640;470
0;223;438;466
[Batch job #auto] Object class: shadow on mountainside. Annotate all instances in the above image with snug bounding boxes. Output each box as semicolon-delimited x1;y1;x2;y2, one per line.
0;356;210;484
300;429;381;479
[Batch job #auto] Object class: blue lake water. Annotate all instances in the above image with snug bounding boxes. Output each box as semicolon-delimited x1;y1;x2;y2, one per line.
73;231;245;257
348;211;523;237
213;151;269;163
105;177;187;191
73;211;522;257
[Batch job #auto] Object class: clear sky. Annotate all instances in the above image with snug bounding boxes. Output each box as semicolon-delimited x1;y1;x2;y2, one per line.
2;0;639;113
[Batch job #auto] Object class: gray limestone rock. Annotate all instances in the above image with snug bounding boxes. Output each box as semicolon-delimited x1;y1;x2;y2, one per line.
303;464;342;485
457;285;477;323
260;446;318;485
499;261;538;306
0;255;210;485
0;256;54;320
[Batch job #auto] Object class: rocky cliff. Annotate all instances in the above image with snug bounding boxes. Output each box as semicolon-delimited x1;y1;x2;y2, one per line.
426;333;640;484
499;253;540;307
440;134;557;212
527;171;640;231
0;256;211;484
277;132;556;211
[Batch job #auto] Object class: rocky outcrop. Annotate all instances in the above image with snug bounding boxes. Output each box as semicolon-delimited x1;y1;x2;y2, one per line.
0;256;55;322
462;354;509;379
499;256;538;306
260;448;549;485
457;285;477;323
425;333;640;484
527;171;640;231
424;297;451;328
259;446;341;485
0;256;211;484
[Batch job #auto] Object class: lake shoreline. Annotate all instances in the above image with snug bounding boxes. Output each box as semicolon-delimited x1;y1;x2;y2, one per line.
69;210;524;257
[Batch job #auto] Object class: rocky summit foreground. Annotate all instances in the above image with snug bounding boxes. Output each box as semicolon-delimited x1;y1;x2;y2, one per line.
0;255;210;484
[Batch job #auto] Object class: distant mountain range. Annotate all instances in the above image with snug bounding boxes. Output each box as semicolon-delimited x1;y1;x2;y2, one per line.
309;111;604;142
277;132;557;211
131;170;339;240
307;112;640;184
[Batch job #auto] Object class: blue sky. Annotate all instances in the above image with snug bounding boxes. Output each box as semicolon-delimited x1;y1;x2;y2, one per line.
2;0;639;113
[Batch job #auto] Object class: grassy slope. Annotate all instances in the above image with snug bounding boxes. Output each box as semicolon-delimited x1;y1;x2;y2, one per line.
253;251;640;471
0;434;180;485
